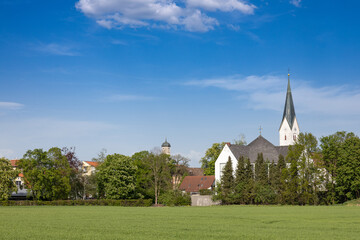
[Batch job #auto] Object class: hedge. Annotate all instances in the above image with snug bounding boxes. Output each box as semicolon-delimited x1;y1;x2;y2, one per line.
0;199;153;207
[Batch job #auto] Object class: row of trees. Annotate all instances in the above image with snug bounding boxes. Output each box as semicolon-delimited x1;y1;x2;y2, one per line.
216;132;360;205
0;147;190;205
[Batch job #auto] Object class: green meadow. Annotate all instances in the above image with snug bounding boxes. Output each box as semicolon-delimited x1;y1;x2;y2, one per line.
0;205;359;239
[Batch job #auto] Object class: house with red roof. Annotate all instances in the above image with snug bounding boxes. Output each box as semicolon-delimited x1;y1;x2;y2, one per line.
179;175;215;194
82;161;100;175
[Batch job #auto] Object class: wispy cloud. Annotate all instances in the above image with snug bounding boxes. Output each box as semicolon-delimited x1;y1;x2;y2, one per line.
0;102;24;110
290;0;302;7
35;43;80;56
105;94;155;102
76;0;256;32
185;75;360;116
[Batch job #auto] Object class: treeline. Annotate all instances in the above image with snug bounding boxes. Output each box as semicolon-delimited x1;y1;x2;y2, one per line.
0;148;191;206
215;132;360;205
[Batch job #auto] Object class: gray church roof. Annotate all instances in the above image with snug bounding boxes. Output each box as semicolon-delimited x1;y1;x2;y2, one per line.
229;135;288;163
281;75;296;129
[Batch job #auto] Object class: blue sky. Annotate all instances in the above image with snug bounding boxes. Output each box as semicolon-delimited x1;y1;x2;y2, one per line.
0;0;359;166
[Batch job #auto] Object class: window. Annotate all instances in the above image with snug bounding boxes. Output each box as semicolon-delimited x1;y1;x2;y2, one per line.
285;135;287;140
293;134;297;141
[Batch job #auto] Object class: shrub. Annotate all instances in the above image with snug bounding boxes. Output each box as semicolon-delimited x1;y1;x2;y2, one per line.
199;189;213;195
159;190;191;206
0;199;153;207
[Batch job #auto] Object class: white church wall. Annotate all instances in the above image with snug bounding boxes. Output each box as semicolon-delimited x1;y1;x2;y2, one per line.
214;144;238;184
279;118;300;146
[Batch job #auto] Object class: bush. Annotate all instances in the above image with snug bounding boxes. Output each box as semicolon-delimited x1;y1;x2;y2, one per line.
159;190;191;206
0;199;153;207
199;189;213;195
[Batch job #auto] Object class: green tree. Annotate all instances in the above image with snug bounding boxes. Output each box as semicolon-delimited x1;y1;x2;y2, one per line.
320;131;354;204
254;153;267;184
200;142;226;175
243;158;254;204
62;147;83;200
220;157;235;204
336;135;360;202
19;148;71;200
233;134;247;145
283;132;320;205
132;151;152;199
284;143;301;204
83;174;97;199
170;154;189;189
297;133;320;205
145;152;172;205
92;148;107;162
97;154;137;199
253;153;274;204
0;158;19;200
276;154;287;204
233;156;246;204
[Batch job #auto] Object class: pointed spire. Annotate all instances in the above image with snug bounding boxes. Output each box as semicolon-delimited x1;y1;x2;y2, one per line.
281;73;296;129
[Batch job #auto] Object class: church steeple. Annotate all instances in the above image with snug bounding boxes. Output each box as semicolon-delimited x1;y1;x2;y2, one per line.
279;73;299;146
282;73;296;129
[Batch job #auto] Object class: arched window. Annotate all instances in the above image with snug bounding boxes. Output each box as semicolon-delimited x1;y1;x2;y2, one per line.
284;135;287;140
293;134;296;141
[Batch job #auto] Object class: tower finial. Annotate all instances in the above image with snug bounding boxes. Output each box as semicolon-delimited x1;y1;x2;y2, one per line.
259;126;263;136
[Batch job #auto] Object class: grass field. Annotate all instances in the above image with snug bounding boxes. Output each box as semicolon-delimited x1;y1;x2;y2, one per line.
1;205;359;239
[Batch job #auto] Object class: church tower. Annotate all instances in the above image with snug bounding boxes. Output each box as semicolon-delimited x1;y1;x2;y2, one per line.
279;73;299;146
161;138;171;155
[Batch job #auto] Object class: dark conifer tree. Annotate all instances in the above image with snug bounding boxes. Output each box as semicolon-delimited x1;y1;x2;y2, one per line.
244;158;254;204
277;154;287;204
220;157;235;204
255;153;267;184
234;156;246;204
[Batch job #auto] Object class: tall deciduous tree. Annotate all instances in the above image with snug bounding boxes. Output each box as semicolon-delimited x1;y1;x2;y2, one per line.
19;148;71;200
92;148;107;162
170;154;189;189
145;152;171;205
132;151;152;199
62;147;83;200
0;158;19;200
336;135;360;202
320;131;354;204
97;154;137;199
200;142;226;175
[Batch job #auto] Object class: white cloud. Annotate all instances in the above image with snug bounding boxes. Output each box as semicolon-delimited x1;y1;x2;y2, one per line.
0;102;24;110
75;0;256;32
185;74;360;116
290;0;301;7
187;0;256;13
105;94;155;102
36;43;79;56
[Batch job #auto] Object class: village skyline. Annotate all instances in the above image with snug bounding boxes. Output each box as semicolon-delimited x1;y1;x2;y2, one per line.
0;0;360;166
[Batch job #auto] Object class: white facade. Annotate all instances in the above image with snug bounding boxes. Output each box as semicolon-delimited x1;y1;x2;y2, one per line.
279;117;300;146
161;146;170;155
214;144;237;184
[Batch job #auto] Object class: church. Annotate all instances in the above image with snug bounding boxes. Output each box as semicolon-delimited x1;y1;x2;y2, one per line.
215;74;299;183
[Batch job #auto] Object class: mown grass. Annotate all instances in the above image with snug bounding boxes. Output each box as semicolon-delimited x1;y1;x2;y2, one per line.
0;205;359;239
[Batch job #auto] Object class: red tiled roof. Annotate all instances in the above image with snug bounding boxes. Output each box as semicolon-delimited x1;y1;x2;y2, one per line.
179;175;215;193
84;161;99;167
19;173;24;178
10;160;20;167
